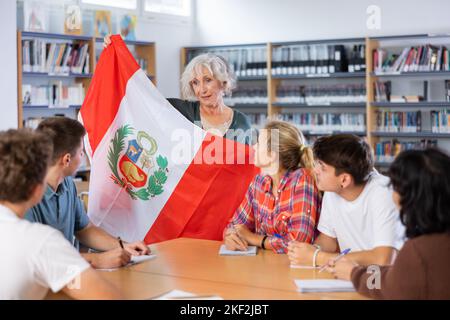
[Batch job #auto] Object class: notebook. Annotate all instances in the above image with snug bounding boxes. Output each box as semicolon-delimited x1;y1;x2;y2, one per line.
152;290;223;300
218;244;257;256
294;279;356;293
97;254;156;271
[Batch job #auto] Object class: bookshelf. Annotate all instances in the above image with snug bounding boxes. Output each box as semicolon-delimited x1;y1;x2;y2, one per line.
182;39;367;139
269;38;367;142
367;34;450;168
17;30;156;127
182;34;450;169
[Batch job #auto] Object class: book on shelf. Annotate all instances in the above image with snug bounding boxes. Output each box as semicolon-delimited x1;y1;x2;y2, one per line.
348;45;366;73
430;109;450;133
275;84;366;105
389;95;424;103
271;44;360;76
118;14;137;41
186;47;267;77
246;113;267;128
64;4;82;36
22;82;85;108
279;112;365;133
223;87;267;105
373;45;450;74
446;80;450;102
94;10;112;37
374;81;391;102
24;0;47;32
375;110;422;133
375;139;438;163
22;39;90;75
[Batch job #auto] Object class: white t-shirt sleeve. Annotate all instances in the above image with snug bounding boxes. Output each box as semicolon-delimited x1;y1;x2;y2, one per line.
370;192;404;250
32;229;90;293
317;192;337;238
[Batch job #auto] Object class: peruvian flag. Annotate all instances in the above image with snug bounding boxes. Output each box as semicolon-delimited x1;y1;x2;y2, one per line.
79;35;257;244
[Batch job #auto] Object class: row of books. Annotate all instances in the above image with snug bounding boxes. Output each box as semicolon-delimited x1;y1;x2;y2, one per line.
431;109;450;133
186;47;267;77
22;83;85;107
373;45;450;74
224;87;268;106
22;39;90;75
376;111;422;132
375;139;438;162
279;113;366;132
276;84;366;105
271;44;365;75
247;113;268;128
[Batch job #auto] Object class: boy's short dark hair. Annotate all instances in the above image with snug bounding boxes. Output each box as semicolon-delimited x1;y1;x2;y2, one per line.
0;129;53;203
37;117;86;163
313;134;374;185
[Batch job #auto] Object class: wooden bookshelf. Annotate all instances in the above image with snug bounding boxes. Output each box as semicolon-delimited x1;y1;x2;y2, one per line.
182;34;450;168
17;31;157;129
368;34;450;166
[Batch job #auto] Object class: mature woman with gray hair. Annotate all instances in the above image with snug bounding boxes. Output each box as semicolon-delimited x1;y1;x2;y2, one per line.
104;36;252;144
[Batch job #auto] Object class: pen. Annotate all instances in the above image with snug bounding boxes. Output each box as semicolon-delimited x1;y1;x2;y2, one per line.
318;248;351;273
118;237;124;249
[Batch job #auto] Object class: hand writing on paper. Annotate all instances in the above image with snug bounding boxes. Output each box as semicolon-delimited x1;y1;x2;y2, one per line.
124;241;151;256
224;225;249;251
326;257;359;281
90;248;131;269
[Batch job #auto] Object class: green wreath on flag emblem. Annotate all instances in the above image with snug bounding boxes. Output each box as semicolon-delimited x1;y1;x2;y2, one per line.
107;125;169;200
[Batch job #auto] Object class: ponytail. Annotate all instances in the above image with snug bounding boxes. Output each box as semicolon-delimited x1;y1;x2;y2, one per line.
299;145;314;170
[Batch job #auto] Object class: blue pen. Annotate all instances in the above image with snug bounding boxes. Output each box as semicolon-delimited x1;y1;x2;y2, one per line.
274;233;283;239
318;248;351;273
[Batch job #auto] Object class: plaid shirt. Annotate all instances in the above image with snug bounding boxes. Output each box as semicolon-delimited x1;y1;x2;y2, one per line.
226;168;321;254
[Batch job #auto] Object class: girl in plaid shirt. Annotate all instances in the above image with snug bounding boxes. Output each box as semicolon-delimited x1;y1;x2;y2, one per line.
223;120;321;254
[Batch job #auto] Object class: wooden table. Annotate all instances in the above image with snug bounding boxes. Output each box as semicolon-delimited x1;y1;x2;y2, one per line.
47;238;367;300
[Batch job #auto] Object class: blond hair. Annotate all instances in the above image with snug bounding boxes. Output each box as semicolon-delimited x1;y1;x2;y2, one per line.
264;120;314;171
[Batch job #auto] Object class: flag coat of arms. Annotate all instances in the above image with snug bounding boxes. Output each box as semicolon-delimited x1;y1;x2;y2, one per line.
79;35;257;244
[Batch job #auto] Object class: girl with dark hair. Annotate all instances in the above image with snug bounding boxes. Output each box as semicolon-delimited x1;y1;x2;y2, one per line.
329;148;450;299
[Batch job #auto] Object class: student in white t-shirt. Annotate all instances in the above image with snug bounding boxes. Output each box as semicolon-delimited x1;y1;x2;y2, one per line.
0;129;122;300
287;134;404;268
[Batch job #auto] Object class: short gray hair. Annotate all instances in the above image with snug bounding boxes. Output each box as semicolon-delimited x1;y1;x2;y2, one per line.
180;53;237;101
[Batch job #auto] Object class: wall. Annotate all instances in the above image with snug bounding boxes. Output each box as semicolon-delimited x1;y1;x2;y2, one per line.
0;0;18;130
194;0;450;45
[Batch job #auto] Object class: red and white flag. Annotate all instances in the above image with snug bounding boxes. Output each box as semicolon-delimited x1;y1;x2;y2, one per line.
79;35;257;244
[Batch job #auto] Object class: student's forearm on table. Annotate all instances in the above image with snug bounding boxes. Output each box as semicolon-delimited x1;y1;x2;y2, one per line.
76;224;120;251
